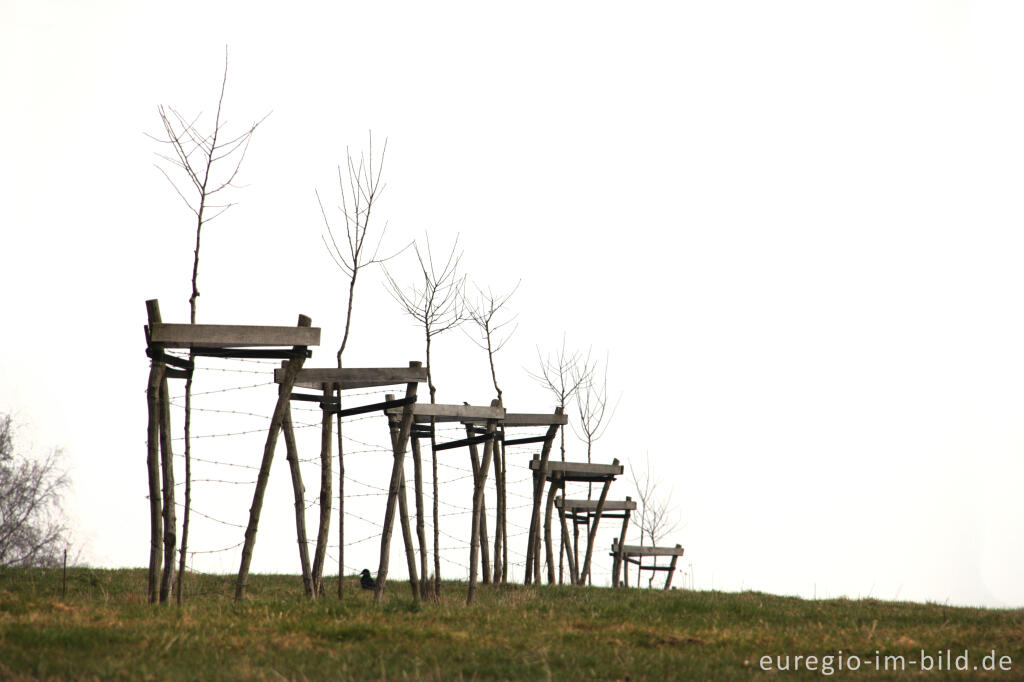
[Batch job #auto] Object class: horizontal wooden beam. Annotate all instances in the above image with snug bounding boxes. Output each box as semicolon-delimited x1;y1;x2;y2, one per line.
555;498;636;512
529;460;623;477
332;396;416;418
502;434;551;447
386;403;505;422
433;433;498;452
150;323;320;348
501;413;568;427
192;348;312;360
618;544;685;557
276;366;428;389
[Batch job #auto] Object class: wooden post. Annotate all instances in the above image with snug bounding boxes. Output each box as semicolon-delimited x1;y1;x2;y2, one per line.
158;376;176;604
524;409;562;584
311;382;332;597
410;433;429;599
557;496;578;585
665;545;683;590
612;497;631;588
282;398;314;599
578;458;617;585
623;546;629;588
374;364;420;604
467;400;499;605
145;300;165;605
384;395;421;603
525;453;540;585
234;315;311;600
611;538;620;588
465;423;490;585
336;384;345;599
543;476;560;584
499;437;508;583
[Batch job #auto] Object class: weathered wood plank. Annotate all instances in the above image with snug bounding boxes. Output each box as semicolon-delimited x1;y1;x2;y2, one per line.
555;498;637;512
386;403;506;421
618;544;686;557
277;366;428;388
151;323;321;348
529;460;624;477
501;413;568;427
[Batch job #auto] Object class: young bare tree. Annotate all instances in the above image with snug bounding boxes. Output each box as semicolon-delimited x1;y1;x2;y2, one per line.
384;236;465;597
317;134;403;598
629;454;681;588
465;283;518;583
151;47;267;604
571;353;618;497
528;339;589;583
0;414;70;568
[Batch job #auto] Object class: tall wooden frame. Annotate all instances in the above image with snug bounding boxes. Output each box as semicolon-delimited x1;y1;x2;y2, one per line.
143;299;322;604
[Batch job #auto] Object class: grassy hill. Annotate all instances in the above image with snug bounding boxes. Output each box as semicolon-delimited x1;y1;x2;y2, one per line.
0;567;1021;680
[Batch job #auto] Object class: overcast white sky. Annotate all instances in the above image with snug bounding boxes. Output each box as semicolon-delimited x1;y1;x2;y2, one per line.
3;1;1024;607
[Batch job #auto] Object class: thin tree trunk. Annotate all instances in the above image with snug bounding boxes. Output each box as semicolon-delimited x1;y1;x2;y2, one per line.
337;405;345;598
426;334;441;597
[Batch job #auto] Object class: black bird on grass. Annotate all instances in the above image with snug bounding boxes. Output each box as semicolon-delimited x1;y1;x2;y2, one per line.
360;569;376;590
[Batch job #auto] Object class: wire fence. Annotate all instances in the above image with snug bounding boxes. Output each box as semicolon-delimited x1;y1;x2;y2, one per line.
158;356;635;590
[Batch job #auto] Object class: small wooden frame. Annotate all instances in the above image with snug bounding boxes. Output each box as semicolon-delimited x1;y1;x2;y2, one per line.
611;540;685;590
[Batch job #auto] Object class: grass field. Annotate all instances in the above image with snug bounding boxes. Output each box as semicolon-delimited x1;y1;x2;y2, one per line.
0;567;1021;680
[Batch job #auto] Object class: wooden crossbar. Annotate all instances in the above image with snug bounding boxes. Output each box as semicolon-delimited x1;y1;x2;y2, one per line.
385;403;506;422
502;413;568;427
618;544;686;557
275;366;428;390
503;435;550;446
150;323;321;348
556;498;637;512
332;396;416;418
433;432;498;452
529;460;623;481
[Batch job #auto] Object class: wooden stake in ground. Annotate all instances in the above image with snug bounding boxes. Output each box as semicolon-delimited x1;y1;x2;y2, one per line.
374;364;420;604
410;434;429;599
577;458;617;585
282;394;314;599
144;301;165;604
312;382;332;596
385;393;421;603
234;316;311;601
467;400;499;605
524;411;562;584
157;375;176;603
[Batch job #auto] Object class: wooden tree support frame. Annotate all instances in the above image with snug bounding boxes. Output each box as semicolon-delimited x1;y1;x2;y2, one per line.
528;457;622;585
143;299;322;604
273;364;430;605
611;540;685;590
557;497;636;587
